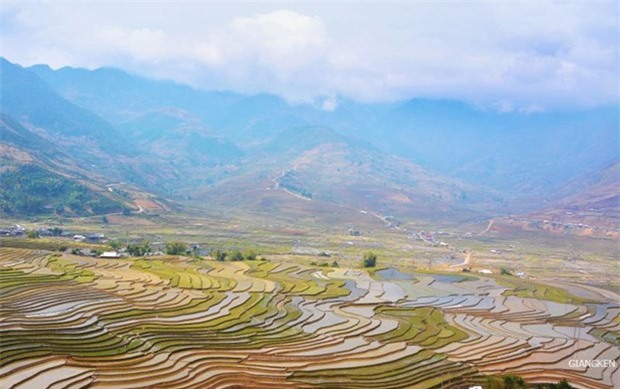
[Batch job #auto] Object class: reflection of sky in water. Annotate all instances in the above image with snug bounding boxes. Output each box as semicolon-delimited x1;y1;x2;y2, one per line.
375;267;413;280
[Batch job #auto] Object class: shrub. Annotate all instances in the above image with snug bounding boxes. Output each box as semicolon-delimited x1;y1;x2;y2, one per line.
500;267;512;276
165;241;187;255
363;252;377;268
128;241;151;257
212;249;227;262
503;374;527;389
243;249;257;260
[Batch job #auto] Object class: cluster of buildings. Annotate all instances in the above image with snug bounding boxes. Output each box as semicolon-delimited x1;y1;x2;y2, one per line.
410;230;455;249
0;224;27;236
72;233;107;243
507;216;619;234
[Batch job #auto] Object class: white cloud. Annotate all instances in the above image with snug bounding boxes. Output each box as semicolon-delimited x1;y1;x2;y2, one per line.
1;2;618;110
316;95;338;112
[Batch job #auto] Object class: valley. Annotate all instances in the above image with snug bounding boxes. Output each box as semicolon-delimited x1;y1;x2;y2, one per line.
0;54;618;389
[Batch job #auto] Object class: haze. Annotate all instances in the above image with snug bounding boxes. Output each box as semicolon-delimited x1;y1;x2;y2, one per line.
2;1;618;110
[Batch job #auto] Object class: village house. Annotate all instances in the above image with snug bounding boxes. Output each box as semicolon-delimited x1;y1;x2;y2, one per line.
99;251;122;259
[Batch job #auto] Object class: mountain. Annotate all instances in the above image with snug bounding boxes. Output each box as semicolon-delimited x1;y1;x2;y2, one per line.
0;59;172;213
1;57;615;228
528;162;620;231
369;99;618;201
1;58;133;155
115;108;242;167
191;126;506;222
27;63;240;125
31;63;617;203
1;59;133;184
28;64;395;150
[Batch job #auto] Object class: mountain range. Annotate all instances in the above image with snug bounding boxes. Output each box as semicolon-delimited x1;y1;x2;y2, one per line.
1;57;617;228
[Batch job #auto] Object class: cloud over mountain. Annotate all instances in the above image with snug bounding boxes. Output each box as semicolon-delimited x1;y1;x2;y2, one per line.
2;2;618;109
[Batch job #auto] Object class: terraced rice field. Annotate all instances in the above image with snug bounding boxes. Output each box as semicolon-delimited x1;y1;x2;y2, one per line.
1;247;618;388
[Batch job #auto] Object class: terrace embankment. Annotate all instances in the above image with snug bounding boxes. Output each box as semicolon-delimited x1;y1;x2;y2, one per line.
1;247;618;388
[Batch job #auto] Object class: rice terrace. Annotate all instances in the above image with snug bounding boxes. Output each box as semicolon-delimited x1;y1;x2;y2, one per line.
0;235;618;388
1;1;619;388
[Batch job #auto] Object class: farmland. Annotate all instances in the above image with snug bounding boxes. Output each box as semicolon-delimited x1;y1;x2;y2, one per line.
1;244;618;388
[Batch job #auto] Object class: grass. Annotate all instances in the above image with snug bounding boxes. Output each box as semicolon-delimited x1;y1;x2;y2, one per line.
131;258;235;290
370;306;468;348
289;349;482;387
496;276;601;305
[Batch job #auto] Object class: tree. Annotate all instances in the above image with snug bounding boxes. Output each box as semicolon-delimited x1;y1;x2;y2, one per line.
122;207;131;216
243;249;257;261
212;249;227;262
485;376;504;389
109;241;121;250
500;267;512;276
363;252;377;268
102;215;109;224
231;250;244;261
27;230;39;239
127;241;151;257
556;380;575;389
331;261;339;268
503;374;527;389
165;241;187;255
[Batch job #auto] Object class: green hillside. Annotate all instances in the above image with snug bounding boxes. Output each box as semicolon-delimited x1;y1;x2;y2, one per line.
0;164;122;216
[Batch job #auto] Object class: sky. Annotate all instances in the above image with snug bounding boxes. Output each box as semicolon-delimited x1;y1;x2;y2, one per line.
1;1;618;111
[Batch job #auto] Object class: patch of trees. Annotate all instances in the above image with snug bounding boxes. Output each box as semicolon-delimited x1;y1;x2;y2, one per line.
0;164;121;216
165;241;187;255
485;375;574;389
112;188;131;199
127;241;151;257
212;248;258;262
278;174;313;199
363;252;377;268
49;227;63;236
